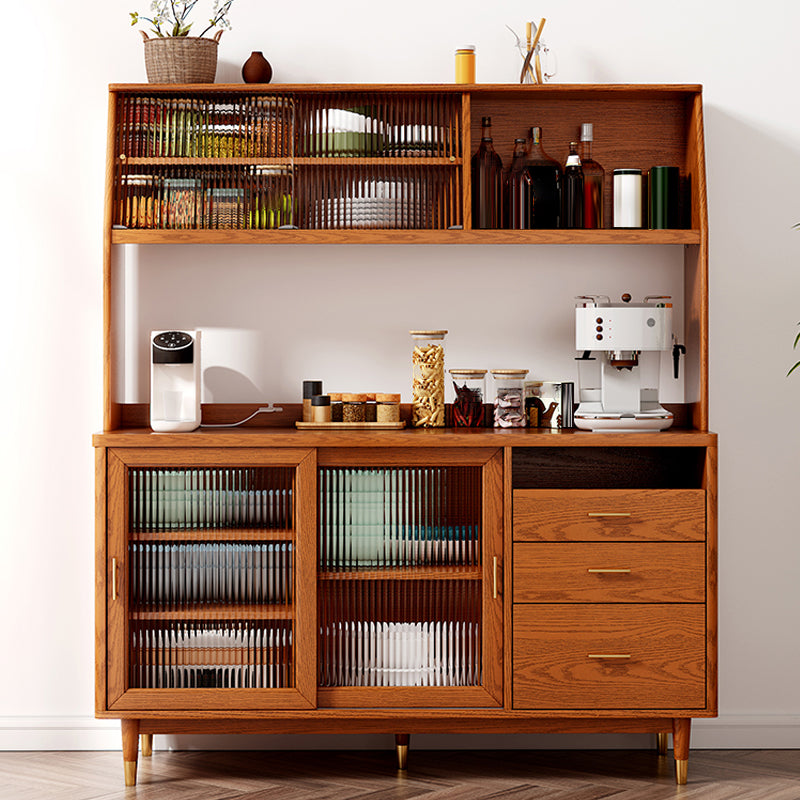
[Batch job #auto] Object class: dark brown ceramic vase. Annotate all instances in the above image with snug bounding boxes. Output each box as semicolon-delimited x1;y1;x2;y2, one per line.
242;51;273;83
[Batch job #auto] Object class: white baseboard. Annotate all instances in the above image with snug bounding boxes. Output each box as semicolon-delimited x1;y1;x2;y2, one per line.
1;716;798;751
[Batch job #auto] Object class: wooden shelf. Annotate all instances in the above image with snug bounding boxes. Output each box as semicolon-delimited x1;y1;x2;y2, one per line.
119;157;462;167
110;228;700;245
130;605;293;621
130;528;293;542
318;566;482;581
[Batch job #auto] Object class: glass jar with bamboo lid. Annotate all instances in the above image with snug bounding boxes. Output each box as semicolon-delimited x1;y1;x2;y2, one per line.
410;330;447;427
449;369;487;427
376;393;401;423
491;369;529;427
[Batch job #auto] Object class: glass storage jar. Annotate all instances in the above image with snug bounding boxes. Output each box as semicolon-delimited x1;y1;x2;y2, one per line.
491;369;528;427
449;369;487;427
410;330;447;427
342;393;367;422
376;393;401;423
329;392;343;422
365;393;377;422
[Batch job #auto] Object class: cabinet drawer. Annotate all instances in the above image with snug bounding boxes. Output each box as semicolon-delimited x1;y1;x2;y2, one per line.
513;604;706;710
513;542;706;603
513;489;705;542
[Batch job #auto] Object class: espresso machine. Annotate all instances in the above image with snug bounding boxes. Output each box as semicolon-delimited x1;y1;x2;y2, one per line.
150;330;201;432
574;295;680;432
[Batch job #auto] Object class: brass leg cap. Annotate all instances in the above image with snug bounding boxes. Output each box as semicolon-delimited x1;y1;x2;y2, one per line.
124;760;138;787
396;744;408;771
657;732;669;756
141;734;153;757
675;759;688;785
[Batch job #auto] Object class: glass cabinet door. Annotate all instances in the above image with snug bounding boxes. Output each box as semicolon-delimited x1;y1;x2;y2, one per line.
316;448;503;708
104;448;316;712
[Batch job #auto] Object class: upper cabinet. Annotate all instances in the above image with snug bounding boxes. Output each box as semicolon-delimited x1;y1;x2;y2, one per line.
106;83;706;244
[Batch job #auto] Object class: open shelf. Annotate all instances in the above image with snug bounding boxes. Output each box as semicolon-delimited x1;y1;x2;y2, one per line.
110;227;701;245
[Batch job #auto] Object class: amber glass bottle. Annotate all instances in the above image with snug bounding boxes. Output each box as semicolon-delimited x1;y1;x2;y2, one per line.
580;123;605;228
471;116;503;228
562;141;584;229
506;138;533;229
525;126;562;228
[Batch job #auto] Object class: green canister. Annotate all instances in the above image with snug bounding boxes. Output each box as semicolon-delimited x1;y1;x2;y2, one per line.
649;166;681;229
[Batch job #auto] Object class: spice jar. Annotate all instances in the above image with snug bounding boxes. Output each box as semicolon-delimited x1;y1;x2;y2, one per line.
491;370;528;428
365;393;377;422
311;395;331;423
342;393;367;423
329;392;343;422
524;381;544;427
376;393;401;423
410;330;447;427
449;369;487;427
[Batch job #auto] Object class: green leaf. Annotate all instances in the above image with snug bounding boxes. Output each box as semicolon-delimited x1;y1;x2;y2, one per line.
788;361;800;377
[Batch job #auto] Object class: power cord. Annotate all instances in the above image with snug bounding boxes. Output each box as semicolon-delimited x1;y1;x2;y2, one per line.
200;405;284;428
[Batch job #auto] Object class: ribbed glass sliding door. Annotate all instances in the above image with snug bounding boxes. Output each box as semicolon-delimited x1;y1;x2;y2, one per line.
105;448;316;712
317;449;503;708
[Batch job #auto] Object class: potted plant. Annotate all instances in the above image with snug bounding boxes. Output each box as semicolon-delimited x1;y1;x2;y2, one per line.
130;0;235;84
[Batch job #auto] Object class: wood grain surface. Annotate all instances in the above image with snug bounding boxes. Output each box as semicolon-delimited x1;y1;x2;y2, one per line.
513;542;706;603
513;489;706;542
513;604;706;710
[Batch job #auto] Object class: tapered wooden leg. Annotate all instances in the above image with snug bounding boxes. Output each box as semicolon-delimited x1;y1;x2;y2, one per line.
672;718;691;785
395;734;409;770
141;733;153;757
657;731;669;756
121;720;140;787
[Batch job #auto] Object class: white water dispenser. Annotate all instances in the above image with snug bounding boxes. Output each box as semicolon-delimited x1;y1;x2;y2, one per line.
150;330;201;432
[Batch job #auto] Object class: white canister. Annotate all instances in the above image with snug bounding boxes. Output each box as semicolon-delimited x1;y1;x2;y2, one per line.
613;169;643;228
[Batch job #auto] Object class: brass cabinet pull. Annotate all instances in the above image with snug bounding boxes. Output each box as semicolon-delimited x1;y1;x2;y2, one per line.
493;556;498;599
587;512;632;518
587;568;632;574
588;654;631;659
112;557;118;601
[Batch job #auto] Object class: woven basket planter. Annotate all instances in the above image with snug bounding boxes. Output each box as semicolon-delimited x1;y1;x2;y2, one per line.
141;31;222;84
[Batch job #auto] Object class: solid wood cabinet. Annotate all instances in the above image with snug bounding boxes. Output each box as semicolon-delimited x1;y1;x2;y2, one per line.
96;83;715;788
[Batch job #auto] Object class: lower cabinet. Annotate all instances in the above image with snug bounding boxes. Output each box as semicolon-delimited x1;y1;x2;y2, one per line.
95;437;716;788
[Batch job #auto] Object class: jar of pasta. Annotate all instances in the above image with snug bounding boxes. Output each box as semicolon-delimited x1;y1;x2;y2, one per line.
410;330;447;427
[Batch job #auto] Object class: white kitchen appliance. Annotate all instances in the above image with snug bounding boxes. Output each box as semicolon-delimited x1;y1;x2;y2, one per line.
574;295;675;432
150;330;201;432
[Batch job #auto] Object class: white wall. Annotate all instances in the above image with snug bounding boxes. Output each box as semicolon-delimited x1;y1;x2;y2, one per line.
1;0;799;751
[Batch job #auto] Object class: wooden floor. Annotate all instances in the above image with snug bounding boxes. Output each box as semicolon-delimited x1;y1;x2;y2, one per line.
0;749;798;800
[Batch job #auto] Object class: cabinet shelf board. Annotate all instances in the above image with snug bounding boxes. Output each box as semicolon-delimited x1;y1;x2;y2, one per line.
130;605;293;621
318;567;482;581
95;426;717;449
120;156;462;167
130;529;293;542
110;83;702;96
110;228;700;245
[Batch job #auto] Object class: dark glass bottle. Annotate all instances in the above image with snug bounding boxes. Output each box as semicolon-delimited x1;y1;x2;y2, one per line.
506;138;533;229
580;123;604;228
471;116;503;229
525;126;562;228
562;141;584;229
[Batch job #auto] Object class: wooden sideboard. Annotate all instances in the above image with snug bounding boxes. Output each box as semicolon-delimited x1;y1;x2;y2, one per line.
96;84;714;787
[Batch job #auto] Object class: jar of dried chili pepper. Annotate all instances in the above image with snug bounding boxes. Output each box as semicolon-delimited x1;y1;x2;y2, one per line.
449;369;487;427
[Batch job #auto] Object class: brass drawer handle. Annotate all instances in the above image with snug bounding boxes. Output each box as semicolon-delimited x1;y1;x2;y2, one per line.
587;512;632;518
111;557;118;601
587;568;632;574
493;556;498;599
588;654;631;659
